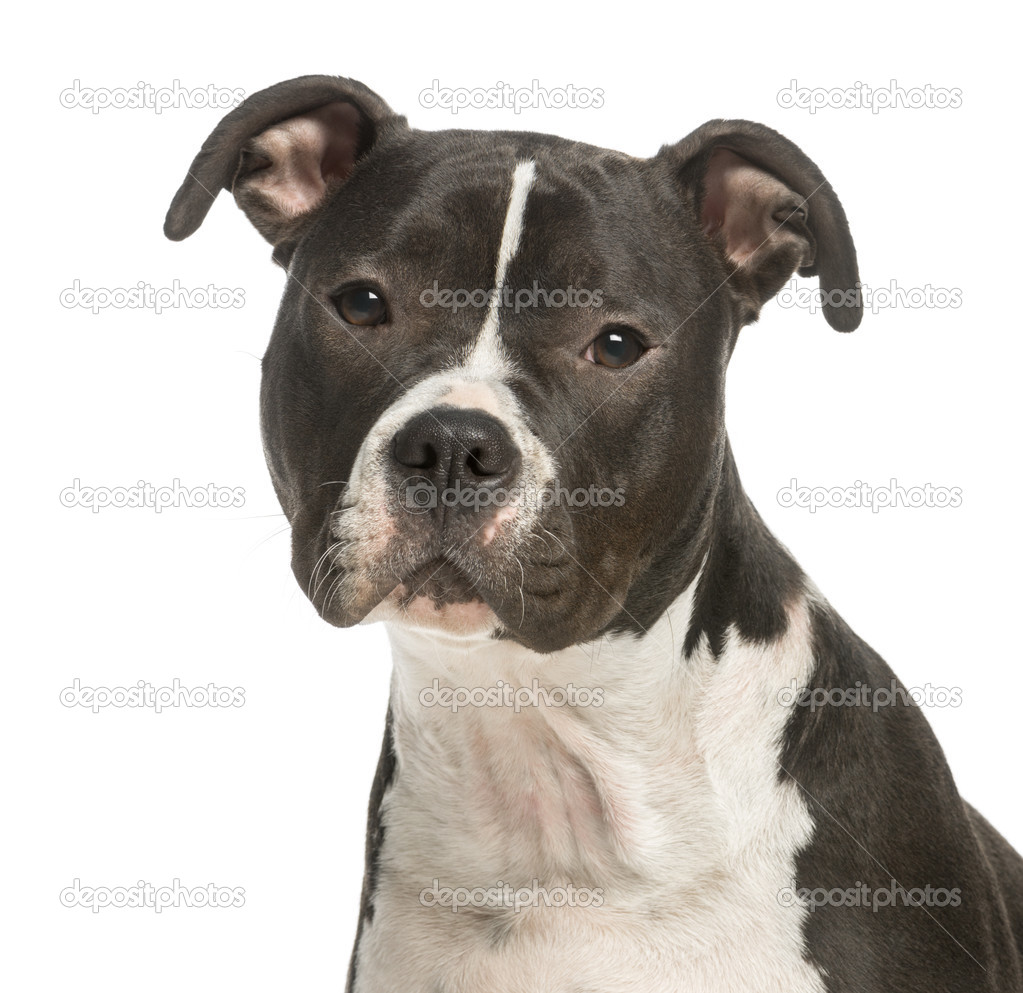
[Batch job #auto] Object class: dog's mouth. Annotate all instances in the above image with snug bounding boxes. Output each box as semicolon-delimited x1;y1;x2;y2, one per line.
303;500;607;650
303;528;494;630
366;555;500;637
395;557;484;609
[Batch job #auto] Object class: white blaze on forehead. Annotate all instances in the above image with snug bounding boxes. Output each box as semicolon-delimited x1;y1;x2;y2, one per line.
491;160;537;288
464;160;537;376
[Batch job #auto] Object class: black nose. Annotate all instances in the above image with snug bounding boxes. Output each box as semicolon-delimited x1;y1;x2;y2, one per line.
392;407;520;489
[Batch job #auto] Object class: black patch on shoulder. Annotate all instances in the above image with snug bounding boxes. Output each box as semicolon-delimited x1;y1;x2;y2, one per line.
780;602;1023;991
346;709;396;993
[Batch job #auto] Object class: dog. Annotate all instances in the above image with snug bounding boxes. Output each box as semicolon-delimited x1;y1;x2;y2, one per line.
166;75;1023;992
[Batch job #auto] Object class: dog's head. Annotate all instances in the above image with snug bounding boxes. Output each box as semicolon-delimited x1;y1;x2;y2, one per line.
166;75;860;653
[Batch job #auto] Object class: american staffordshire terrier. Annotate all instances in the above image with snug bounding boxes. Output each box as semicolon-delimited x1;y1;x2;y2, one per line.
166;75;1023;992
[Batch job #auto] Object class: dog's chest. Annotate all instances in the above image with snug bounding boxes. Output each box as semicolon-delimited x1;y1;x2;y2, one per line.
352;600;827;993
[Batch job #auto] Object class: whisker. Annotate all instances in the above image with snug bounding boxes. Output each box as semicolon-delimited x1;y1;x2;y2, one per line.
309;540;349;600
247;524;293;555
516;554;526;627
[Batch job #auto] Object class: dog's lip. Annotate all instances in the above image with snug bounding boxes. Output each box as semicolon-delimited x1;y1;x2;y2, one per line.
399;556;480;595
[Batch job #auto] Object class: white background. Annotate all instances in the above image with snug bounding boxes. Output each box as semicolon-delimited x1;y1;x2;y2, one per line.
5;2;1021;989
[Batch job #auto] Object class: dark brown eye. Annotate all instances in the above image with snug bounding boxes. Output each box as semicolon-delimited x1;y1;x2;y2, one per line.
334;288;387;326
585;327;645;368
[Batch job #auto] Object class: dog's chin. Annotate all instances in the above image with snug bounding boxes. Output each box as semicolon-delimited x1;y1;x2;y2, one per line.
364;590;499;637
349;558;498;638
303;550;496;636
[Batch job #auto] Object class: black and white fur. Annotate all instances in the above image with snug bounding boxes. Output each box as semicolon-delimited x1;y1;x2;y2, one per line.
166;75;1023;992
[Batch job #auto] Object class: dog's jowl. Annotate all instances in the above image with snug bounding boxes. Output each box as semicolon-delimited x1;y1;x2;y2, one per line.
166;75;1023;992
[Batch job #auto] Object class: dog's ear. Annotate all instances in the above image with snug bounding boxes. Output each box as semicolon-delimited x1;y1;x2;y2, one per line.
164;75;403;264
658;120;861;331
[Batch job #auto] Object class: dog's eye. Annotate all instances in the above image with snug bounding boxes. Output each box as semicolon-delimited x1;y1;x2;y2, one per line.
333;288;387;326
585;327;646;369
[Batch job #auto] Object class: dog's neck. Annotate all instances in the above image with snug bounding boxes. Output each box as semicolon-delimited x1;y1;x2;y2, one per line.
381;460;816;892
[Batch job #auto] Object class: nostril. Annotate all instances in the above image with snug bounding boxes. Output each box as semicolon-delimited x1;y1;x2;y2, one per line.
467;448;491;477
392;430;438;470
466;445;512;478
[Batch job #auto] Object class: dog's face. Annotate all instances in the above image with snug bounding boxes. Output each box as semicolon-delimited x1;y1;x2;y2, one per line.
167;76;860;653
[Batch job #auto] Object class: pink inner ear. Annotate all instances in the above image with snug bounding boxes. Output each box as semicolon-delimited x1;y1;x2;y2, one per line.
245;102;362;218
701;149;798;268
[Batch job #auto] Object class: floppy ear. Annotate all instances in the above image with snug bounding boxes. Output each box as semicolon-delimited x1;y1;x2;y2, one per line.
164;75;404;263
658;120;861;331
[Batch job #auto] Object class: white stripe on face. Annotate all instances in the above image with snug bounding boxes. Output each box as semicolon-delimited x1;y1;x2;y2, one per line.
463;160;537;376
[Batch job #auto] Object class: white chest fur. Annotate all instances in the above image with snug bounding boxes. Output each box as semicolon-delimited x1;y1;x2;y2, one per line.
352;589;827;993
